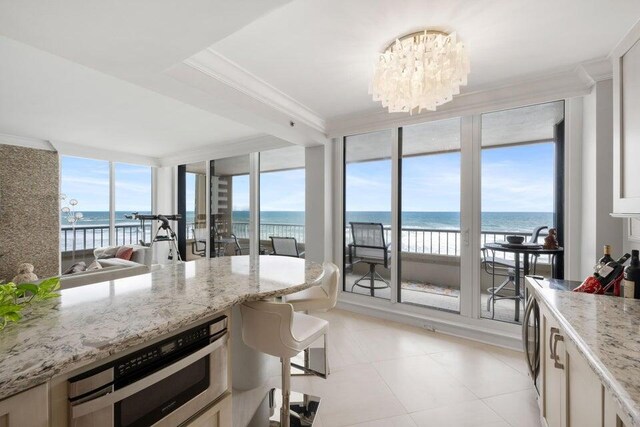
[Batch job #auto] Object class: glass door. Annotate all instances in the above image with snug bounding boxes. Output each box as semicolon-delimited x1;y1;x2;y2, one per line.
399;118;462;312
479;101;564;323
343;130;393;300
259;146;306;256
210;155;251;257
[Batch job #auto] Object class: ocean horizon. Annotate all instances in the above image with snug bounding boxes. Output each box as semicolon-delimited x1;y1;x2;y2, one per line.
62;211;553;233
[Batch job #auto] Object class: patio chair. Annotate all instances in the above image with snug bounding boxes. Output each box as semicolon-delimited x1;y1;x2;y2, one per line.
348;222;391;296
484;226;547;320
190;227;207;257
270;236;304;258
232;233;250;255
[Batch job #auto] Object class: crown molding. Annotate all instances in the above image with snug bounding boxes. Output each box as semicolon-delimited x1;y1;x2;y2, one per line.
576;57;613;87
50;140;161;166
158;134;291;167
326;66;595;138
0;132;55;151
183;48;326;134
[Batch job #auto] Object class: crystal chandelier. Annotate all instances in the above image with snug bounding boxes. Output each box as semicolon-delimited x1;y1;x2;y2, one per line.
370;30;470;114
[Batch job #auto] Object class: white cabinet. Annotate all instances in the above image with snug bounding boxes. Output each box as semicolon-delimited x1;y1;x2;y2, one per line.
0;383;49;427
613;19;640;214
542;309;566;427
565;339;603;427
540;305;627;427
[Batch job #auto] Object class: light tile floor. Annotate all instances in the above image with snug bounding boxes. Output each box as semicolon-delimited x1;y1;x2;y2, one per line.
233;309;541;427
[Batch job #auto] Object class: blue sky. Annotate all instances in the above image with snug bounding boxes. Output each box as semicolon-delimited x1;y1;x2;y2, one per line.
61;157;151;212
346;142;554;212
64;142;553;214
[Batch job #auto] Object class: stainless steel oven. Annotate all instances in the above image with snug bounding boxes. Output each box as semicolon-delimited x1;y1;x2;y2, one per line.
68;316;228;427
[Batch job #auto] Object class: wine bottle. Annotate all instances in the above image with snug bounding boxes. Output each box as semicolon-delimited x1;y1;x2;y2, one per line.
623;250;640;299
596;245;614;271
597;253;631;293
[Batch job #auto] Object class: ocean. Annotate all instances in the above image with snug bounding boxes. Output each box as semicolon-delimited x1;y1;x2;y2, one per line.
62;211;553;232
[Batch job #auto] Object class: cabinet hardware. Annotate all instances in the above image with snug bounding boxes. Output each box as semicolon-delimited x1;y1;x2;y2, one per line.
549;327;559;361
552;333;564;370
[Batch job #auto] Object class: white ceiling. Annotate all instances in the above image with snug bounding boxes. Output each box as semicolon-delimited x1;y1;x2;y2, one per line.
213;0;640;119
0;0;639;161
0;35;257;158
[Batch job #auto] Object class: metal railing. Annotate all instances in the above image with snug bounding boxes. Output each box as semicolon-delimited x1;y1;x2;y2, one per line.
62;222;547;261
60;224;152;252
230;222;305;243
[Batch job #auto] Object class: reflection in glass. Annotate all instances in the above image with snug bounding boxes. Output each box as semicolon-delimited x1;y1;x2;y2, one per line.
210;156;251;257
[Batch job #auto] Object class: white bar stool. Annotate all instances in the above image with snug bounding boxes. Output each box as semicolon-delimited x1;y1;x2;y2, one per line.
284;262;340;312
284;262;339;377
241;300;328;427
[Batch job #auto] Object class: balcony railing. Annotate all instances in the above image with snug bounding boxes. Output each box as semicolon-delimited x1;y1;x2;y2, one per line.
60;224;152;252
62;222;547;262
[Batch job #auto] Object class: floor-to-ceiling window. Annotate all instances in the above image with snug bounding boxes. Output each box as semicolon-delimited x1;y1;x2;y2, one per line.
210;155;251;256
60;156;153;268
479;101;564;323
340;100;565;328
259;146;306;256
343;130;393;299
115;162;152;247
399;118;462;312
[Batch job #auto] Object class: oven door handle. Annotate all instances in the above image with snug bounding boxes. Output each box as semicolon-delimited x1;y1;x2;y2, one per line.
70;333;227;419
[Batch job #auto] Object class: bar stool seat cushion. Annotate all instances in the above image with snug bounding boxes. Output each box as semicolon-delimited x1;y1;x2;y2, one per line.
241;301;328;359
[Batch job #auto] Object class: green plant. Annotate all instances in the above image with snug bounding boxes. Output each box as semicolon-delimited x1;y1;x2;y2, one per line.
0;277;61;330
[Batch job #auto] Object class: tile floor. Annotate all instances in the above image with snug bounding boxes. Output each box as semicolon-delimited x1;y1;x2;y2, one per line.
233;309;541;427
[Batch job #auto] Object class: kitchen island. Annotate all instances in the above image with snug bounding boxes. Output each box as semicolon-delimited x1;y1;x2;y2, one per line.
0;255;324;426
528;277;640;427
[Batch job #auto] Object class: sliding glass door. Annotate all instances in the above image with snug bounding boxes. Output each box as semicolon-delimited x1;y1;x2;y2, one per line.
340;100;566;325
399;118;462;312
343;130;393;300
210;155;251;257
259;146;306;256
479;101;564;323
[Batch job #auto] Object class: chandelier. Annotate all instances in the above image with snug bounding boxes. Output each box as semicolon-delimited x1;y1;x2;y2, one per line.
370;30;470;114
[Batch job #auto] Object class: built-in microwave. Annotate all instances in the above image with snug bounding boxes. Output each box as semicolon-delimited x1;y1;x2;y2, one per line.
68;316;228;427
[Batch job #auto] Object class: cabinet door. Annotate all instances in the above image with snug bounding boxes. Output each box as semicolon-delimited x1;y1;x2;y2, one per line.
566;340;602;427
613;19;640;214
542;310;566;427
0;384;49;427
185;393;232;427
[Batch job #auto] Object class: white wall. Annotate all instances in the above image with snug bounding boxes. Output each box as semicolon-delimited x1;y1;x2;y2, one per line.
305;145;325;262
580;80;624;277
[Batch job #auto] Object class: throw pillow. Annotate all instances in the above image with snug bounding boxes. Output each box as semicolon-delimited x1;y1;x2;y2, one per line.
115;246;134;261
87;260;103;271
63;262;87;275
96;246;119;259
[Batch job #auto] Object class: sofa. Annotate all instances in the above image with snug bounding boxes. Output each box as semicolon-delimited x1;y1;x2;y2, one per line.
59;244;154;289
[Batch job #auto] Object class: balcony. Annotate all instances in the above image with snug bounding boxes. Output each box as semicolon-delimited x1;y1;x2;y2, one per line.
61;222;547;323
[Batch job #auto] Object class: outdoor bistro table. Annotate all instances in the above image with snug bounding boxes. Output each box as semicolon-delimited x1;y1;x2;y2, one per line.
483;243;564;321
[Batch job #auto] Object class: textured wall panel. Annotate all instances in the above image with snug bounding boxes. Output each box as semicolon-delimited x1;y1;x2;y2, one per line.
0;144;59;282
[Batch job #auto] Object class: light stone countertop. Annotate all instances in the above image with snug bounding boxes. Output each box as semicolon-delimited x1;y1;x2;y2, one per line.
530;279;640;426
0;255;324;401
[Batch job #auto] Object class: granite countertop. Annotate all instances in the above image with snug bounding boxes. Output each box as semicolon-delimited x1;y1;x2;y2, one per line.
530;280;640;426
0;255;324;401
